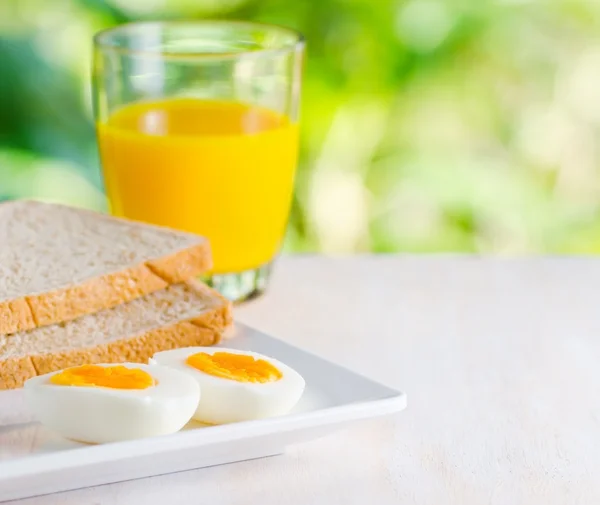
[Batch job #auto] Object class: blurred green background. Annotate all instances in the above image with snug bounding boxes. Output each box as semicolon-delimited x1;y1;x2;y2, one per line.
3;0;600;254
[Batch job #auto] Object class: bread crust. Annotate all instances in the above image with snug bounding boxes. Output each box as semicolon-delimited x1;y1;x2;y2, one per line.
31;322;219;377
0;300;36;336
0;240;212;335
1;284;232;389
0;356;37;390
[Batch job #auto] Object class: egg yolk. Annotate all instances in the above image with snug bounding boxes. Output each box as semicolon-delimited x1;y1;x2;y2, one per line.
49;365;155;390
186;352;282;383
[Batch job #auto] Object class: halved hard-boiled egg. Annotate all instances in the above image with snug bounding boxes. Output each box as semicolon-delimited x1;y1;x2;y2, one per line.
24;363;200;444
151;347;305;424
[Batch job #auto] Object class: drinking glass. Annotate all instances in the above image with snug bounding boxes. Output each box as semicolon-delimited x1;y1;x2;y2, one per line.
93;21;304;301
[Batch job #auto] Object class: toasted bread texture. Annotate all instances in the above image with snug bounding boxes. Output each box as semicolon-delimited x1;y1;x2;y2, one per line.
0;200;212;334
0;281;232;389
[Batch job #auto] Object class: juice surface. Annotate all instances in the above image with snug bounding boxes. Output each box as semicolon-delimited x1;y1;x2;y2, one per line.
98;98;299;274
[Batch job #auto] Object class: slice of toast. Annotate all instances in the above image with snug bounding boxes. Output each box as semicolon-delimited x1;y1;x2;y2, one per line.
0;281;232;389
0;200;212;335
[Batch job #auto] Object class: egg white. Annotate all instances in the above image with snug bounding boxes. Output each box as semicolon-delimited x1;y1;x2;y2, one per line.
151;347;305;424
24;363;200;444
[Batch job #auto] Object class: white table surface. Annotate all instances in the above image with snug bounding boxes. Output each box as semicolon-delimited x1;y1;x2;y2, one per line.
8;256;599;504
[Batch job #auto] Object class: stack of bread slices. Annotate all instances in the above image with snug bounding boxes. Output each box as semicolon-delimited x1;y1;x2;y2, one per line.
0;200;232;389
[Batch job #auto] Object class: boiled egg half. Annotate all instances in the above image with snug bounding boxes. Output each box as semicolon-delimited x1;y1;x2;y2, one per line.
24;363;200;444
151;347;305;424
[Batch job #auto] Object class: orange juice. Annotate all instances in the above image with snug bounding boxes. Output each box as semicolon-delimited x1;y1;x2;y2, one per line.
97;98;299;274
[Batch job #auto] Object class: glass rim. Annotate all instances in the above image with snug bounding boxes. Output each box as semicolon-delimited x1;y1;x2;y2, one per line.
93;20;305;60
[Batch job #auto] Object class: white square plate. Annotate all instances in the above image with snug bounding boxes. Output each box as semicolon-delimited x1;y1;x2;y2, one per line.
0;323;406;502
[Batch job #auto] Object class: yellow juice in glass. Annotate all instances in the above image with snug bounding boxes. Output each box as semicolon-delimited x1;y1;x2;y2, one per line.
97;98;299;274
